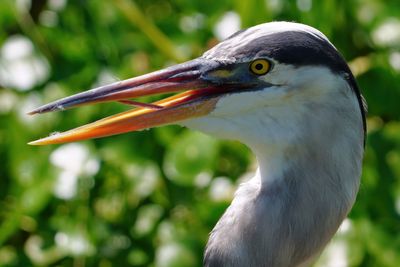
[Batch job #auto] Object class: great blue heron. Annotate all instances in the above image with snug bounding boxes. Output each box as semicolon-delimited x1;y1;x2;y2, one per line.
29;22;366;267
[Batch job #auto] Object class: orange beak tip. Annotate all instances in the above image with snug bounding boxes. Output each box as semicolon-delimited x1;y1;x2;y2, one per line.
28;141;39;146
28;140;41;146
28;138;49;146
28;132;62;146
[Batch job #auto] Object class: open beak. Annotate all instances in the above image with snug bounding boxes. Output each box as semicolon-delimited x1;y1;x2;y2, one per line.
28;59;231;145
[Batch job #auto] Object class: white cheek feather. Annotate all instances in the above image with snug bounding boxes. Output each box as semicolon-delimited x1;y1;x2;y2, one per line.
185;66;343;142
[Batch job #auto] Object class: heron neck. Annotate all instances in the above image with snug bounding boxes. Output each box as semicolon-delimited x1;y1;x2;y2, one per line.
204;133;363;266
236;130;362;265
252;127;363;206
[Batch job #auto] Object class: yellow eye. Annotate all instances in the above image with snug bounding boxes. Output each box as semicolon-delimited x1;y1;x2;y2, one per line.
249;59;271;75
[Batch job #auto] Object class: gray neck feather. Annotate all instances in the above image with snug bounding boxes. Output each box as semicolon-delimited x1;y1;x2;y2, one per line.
204;99;364;267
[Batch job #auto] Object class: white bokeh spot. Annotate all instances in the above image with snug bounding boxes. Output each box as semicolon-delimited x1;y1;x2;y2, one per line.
0;35;49;91
213;12;241;41
50;143;100;199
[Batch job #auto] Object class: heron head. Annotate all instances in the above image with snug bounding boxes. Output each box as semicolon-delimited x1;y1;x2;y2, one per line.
29;22;365;147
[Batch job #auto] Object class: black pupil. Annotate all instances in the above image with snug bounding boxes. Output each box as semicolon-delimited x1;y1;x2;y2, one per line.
255;63;264;70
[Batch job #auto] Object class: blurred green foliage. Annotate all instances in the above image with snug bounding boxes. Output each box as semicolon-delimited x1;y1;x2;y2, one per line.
0;0;400;266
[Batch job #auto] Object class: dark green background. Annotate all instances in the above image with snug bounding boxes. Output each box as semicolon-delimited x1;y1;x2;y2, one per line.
1;0;399;266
